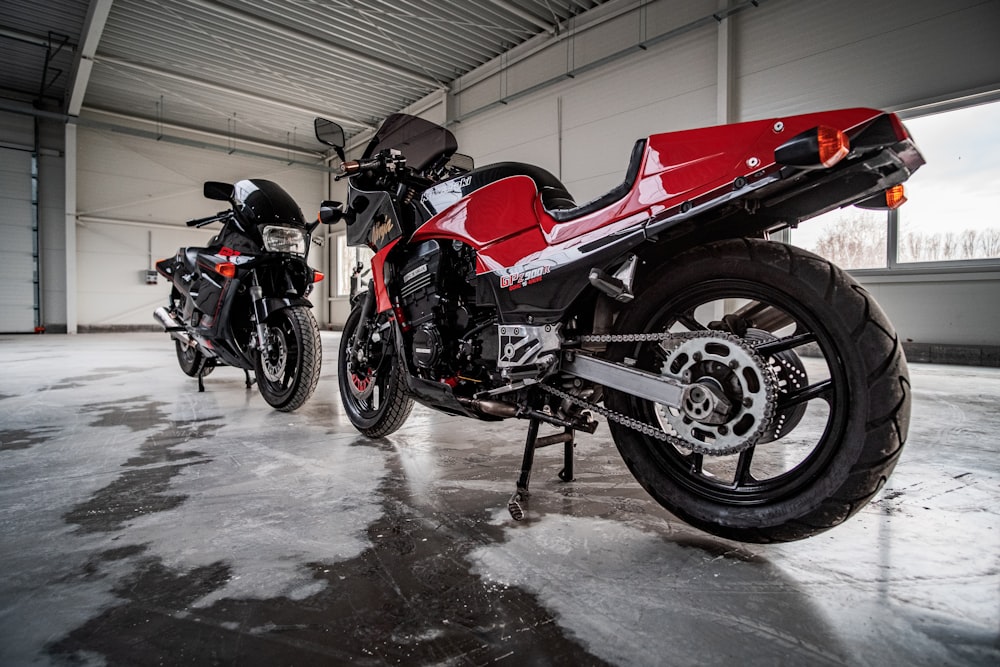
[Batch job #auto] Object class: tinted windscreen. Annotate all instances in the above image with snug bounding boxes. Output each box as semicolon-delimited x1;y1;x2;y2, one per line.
363;114;458;171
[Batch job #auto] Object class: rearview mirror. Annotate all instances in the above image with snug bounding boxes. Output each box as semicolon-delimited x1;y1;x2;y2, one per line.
314;117;346;161
447;153;475;173
203;181;234;201
318;200;346;224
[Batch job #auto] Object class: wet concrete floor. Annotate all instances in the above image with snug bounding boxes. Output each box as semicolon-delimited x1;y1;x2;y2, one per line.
1;332;998;666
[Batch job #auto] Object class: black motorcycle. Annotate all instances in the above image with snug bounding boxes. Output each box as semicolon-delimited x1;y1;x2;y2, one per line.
154;179;325;411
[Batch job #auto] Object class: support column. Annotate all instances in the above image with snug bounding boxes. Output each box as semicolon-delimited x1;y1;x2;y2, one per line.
716;0;735;124
64;123;77;334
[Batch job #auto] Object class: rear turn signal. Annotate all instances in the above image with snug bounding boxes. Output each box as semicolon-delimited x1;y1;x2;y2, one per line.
884;184;907;209
775;125;850;169
854;185;907;211
817;126;849;167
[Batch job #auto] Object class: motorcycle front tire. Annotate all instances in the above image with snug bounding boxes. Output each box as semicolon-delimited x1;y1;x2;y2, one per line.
604;238;910;543
337;304;413;438
254;305;322;412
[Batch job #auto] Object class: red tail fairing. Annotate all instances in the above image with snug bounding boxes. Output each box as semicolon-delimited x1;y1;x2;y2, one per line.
412;107;909;284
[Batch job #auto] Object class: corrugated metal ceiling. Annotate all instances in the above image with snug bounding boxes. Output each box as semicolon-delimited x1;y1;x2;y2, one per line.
2;0;610;153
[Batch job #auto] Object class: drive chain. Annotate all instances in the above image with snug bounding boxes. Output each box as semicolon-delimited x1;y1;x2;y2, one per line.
546;331;776;455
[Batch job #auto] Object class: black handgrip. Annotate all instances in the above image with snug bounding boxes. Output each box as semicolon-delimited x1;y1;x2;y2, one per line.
185;210;229;227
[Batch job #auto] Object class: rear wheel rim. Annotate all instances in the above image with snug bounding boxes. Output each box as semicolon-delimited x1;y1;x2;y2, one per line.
617;279;850;506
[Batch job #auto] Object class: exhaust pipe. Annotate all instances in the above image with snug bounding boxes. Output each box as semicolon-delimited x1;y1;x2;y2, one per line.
153;306;195;348
457;397;519;418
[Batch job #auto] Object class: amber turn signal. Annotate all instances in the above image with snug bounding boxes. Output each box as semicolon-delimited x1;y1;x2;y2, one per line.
775;125;851;169
884;184;907;209
816;126;850;168
215;262;237;278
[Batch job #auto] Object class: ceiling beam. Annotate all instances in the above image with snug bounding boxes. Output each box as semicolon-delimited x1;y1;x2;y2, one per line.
82;106;325;157
92;54;371;129
483;0;554;33
0;26;76;50
188;0;443;89
67;0;114;115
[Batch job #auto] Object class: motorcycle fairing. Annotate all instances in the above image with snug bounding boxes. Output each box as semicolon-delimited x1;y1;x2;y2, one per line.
347;188;403;250
405;107;915;322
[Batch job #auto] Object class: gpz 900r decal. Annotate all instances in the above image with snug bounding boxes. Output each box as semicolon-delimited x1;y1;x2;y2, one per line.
500;265;551;291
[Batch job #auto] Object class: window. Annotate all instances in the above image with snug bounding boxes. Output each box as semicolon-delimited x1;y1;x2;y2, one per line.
791;97;1000;269
334;232;373;298
896;99;1000;263
790;207;888;270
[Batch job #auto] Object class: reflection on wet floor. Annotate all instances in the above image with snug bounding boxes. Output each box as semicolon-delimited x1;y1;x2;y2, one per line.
0;333;997;666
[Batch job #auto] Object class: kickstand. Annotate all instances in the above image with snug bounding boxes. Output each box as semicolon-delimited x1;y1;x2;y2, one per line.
507;420;576;521
244;369;255;388
197;367;206;393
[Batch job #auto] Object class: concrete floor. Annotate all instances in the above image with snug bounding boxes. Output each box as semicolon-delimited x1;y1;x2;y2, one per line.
0;332;997;666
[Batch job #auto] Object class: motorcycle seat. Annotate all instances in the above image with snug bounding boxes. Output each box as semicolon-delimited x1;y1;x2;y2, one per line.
545;138;647;222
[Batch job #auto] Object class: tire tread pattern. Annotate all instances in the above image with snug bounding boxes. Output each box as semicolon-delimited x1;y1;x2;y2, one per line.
613;239;910;542
259;306;322;412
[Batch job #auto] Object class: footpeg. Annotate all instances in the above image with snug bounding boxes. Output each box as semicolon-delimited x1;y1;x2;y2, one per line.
589;268;632;302
588;255;637;302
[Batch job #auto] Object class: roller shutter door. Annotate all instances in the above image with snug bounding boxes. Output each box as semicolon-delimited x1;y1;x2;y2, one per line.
0;148;35;332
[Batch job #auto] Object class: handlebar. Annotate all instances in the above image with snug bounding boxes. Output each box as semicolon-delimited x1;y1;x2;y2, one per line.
185;210;230;227
336;149;406;181
339;157;382;176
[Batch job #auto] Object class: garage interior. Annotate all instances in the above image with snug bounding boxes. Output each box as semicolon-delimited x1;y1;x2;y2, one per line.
2;0;999;664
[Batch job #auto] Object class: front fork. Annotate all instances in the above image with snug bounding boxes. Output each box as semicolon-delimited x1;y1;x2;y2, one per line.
349;282;377;366
249;270;269;350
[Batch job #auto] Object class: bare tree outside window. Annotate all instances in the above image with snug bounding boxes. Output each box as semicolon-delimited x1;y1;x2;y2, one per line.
897;99;1000;263
791;209;887;269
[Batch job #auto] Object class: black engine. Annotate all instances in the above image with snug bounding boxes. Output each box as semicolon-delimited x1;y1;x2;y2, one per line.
396;241;494;381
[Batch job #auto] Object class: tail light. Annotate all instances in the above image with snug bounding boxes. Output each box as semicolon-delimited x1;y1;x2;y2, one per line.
312;270;325;283
775;125;850;169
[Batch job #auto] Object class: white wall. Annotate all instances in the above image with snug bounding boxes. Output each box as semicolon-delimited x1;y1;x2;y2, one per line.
436;0;1000;347
75;127;326;328
862;272;1000;348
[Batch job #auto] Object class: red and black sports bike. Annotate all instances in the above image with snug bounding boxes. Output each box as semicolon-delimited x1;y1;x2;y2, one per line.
315;108;923;542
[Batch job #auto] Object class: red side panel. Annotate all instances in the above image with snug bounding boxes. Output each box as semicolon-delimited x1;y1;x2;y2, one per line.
411;175;545;274
372;237;399;313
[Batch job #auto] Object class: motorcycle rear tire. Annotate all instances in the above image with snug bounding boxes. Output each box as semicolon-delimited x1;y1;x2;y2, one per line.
175;339;214;378
338;304;413;438
254;305;322;412
604;239;909;543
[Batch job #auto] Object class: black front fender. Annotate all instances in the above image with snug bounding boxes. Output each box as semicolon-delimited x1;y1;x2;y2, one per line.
255;295;313;323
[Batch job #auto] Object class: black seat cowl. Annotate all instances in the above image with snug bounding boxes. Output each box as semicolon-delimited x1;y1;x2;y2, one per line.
545;138;647;223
